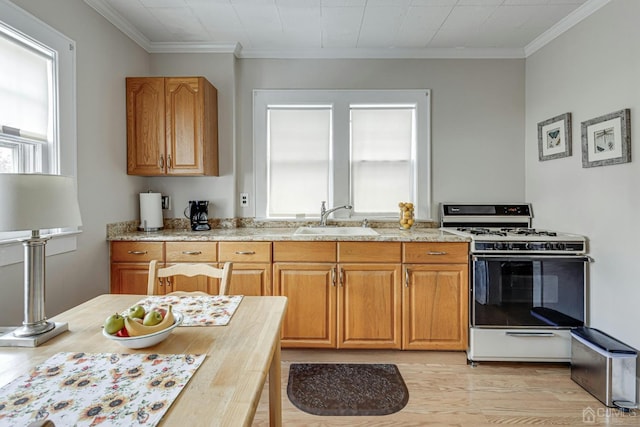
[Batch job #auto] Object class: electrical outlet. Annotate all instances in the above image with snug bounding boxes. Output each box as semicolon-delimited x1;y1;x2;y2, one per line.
161;195;171;210
240;192;249;207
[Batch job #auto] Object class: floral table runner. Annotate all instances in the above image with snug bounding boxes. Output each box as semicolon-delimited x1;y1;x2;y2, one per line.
132;295;243;326
0;352;205;426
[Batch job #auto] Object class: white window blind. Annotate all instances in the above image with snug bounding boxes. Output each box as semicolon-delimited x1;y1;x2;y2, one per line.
350;106;414;214
0;32;52;141
268;107;331;217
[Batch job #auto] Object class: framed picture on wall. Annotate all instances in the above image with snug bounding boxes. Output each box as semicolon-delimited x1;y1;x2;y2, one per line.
538;112;572;161
581;109;631;168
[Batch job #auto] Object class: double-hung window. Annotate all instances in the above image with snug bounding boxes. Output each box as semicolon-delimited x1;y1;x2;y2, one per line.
254;90;430;220
0;0;77;262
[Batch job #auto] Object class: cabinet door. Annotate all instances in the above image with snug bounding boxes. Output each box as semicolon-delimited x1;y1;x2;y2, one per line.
110;263;151;294
274;263;337;348
126;77;165;175
225;262;271;296
403;264;469;350
165;77;205;175
338;263;402;349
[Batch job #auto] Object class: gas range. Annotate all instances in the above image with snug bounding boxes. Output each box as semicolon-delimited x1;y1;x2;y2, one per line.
440;203;586;254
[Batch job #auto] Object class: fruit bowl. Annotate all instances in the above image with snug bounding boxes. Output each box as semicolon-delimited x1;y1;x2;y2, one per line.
103;312;183;349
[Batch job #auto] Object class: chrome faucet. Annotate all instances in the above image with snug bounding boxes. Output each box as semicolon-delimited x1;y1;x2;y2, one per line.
320;201;352;226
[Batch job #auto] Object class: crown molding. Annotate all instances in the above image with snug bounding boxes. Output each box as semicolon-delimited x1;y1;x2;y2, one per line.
83;0;152;52
524;0;611;57
147;42;241;55
236;47;525;59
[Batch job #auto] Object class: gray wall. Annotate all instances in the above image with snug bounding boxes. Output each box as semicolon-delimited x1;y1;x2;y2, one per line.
236;58;526;220
526;0;640;349
0;0;149;325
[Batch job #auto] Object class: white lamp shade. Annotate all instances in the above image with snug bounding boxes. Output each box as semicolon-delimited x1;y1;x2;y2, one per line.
0;173;82;232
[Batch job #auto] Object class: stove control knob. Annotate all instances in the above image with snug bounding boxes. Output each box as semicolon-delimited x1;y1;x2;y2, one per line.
495;242;505;250
555;242;566;251
544;242;553;250
524;242;532;250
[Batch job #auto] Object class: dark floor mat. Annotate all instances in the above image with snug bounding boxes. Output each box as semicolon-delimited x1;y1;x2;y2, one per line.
287;363;409;416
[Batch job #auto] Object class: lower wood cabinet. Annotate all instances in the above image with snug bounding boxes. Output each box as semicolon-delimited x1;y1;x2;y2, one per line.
273;241;402;349
339;263;402;349
402;242;469;350
110;238;470;351
273;262;336;347
219;242;272;296
110;241;163;294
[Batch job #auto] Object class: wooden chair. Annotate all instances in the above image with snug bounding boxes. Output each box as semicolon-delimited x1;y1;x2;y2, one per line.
147;260;233;296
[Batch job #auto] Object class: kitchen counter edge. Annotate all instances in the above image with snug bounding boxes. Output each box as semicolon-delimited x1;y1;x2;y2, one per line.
107;227;469;243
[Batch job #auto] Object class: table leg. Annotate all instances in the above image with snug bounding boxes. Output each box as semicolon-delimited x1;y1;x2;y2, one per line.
268;341;282;427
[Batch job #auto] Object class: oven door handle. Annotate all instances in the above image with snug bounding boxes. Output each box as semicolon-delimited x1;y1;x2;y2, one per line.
505;331;557;338
472;255;593;262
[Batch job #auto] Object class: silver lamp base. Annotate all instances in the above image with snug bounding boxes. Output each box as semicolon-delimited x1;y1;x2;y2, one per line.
0;322;68;347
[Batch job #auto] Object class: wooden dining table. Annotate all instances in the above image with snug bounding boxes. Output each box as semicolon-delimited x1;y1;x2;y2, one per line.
0;294;287;427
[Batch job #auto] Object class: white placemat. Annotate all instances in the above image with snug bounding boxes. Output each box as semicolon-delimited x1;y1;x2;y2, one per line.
133;295;243;326
0;352;205;426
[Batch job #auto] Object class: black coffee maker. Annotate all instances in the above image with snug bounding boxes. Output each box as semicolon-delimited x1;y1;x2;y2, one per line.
184;200;211;231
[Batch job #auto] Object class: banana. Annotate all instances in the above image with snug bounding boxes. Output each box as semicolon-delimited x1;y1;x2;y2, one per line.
125;306;175;337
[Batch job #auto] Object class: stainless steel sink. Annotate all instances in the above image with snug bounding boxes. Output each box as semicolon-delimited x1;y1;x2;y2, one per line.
294;226;379;236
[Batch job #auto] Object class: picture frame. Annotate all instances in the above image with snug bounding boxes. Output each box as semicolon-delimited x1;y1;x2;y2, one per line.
538;112;572;161
581;109;631;168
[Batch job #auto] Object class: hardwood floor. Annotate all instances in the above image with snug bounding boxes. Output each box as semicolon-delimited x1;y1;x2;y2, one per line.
252;349;638;426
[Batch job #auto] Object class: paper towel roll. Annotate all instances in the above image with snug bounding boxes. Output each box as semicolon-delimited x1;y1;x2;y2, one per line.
139;192;163;231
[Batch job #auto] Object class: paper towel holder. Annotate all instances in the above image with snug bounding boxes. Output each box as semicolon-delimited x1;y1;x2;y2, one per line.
138;191;164;232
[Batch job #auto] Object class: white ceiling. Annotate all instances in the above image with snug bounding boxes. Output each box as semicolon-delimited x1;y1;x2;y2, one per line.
83;0;609;58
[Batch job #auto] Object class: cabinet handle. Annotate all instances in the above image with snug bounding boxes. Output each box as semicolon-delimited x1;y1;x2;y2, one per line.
405;268;410;288
339;268;344;287
167;154;172;169
235;251;256;255
159;155;164;170
182;251;202;255
331;267;336;287
427;251;448;255
127;250;147;255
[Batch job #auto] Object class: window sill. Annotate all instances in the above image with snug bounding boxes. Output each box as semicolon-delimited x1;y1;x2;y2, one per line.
0;230;81;267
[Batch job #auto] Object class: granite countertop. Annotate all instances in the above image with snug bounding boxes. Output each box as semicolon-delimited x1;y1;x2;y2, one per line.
107;220;469;243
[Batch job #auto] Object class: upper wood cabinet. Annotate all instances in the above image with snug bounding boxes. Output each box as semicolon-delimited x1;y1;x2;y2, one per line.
126;77;219;176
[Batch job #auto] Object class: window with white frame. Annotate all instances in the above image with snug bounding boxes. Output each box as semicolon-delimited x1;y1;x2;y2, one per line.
0;0;77;258
253;90;430;220
0;25;57;174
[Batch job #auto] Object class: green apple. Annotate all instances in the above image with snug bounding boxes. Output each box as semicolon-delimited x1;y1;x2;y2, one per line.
104;313;125;334
128;305;145;319
143;310;163;326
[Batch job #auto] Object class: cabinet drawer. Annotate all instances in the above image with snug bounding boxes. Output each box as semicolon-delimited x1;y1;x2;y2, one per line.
219;242;272;263
403;242;469;264
111;241;164;262
338;242;401;263
273;242;336;262
166;241;217;262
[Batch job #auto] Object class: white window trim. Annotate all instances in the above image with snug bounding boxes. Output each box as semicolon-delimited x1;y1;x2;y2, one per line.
0;0;79;267
253;89;431;220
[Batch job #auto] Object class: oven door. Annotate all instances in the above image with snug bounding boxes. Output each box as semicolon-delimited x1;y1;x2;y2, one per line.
471;254;589;328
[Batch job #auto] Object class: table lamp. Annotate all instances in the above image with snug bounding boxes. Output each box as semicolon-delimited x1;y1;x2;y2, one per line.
0;173;82;347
